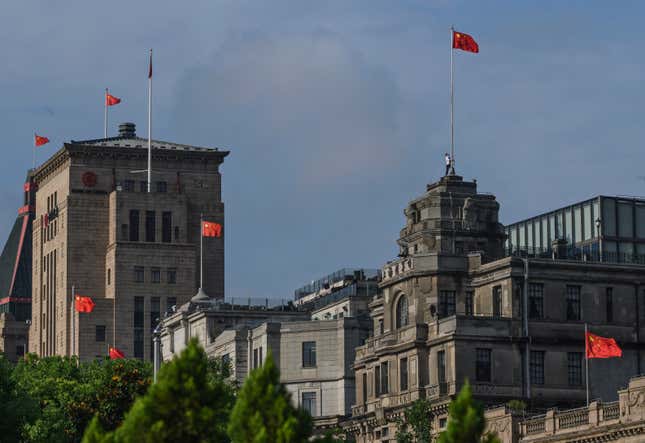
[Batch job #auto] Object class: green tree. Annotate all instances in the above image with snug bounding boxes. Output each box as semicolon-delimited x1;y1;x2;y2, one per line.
228;351;312;443
437;381;500;443
395;398;433;443
84;339;234;443
0;355;37;443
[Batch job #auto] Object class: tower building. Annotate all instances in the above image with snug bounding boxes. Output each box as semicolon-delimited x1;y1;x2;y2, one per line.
28;123;229;360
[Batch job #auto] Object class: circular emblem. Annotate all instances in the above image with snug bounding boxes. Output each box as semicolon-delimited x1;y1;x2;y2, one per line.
82;172;97;187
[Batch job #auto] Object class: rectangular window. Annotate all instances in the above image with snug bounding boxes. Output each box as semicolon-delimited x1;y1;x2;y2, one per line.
476;349;492;382
121;224;128;241
145;211;156;242
465;291;474;316
362;373;368;403
438;351;446;384
492;286;502;317
568;352;583;386
528;283;544;319
380;362;389;395
438;290;456;317
400;358;408;391
150;297;160;330
253;348;259;369
139;181;147;192
151;267;161;283
167;268;177;284
530;351;545;385
302;341;317;368
156;181;167;193
375;365;381;396
167;297;177;313
124;179;135;192
259;347;263;366
134;297;145;359
95;325;106;342
162;211;172;243
606;288;613;323
134;266;144;283
566;286;581;321
378;319;384;335
302;392;317;417
129;210;139;241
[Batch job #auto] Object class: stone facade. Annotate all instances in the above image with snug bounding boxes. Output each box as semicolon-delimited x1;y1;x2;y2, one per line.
346;174;645;442
28;123;228;361
0;312;29;362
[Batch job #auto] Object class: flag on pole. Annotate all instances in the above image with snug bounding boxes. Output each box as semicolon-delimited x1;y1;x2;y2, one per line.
586;331;622;358
202;221;222;238
109;347;125;359
75;295;95;313
452;30;479;53
34;134;49;147
106;93;121;106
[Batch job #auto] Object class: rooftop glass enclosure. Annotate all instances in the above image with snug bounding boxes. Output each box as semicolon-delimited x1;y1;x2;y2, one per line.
505;196;645;263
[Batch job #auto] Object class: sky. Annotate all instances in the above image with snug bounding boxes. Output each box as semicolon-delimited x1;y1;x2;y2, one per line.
1;1;645;300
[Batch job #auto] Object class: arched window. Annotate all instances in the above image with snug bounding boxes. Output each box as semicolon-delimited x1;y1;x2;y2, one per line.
396;295;409;329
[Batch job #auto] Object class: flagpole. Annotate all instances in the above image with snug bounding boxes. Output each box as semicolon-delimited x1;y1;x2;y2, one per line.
450;26;455;175
585;322;590;406
71;285;75;356
147;49;152;193
200;213;203;289
104;88;108;138
33;133;36;170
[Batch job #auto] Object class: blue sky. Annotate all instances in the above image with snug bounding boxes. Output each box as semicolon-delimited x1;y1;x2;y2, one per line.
1;1;644;299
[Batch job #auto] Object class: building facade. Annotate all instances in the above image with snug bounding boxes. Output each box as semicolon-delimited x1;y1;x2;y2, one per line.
347;175;645;442
28;122;228;360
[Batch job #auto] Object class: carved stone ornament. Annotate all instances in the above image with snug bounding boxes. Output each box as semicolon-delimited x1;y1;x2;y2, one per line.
82;171;97;187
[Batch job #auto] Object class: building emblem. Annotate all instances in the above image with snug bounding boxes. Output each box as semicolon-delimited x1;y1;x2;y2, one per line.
82;171;97;187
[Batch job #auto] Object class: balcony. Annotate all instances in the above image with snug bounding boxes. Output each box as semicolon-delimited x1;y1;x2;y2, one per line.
359;324;428;358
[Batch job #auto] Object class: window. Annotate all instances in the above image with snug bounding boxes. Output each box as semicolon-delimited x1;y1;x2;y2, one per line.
174;226;180;241
528;283;544;319
129;210;139;241
375;365;381;396
121;224;128;241
139;181;147;192
107;268;111;286
134;297;145;359
400;358;408;391
167;297;177;312
439;291;456;317
476;349;492;382
465;291;474;316
253;347;263;368
530;351;545;385
302;392;317;416
151;267;161;283
16;344;25;358
492;286;502;317
95;325;106;342
302;341;317;368
606;288;613;323
566;286;581;321
378;319;384;335
150;297;160;358
124;180;135;192
162;211;172;243
362;373;368;403
568;352;583;386
380;362;389;395
167;268;177;284
134;266;144;283
396;295;409;328
222;353;231;369
438;351;446;391
145;211;156;242
156;181;167;193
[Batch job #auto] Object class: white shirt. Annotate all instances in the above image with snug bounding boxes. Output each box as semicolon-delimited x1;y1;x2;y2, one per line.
445;154;451;165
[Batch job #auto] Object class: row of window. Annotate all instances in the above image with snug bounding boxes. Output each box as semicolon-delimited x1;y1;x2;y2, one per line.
133;296;176;359
529;284;616;322
133;267;177;284
121;180;168;193
126;210;175;243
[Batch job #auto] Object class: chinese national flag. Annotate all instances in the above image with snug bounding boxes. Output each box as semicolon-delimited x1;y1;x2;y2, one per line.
452;30;479;53
106;93;121;106
109;347;125;359
202;221;222;238
75;295;95;313
586;332;622;359
34;134;49;147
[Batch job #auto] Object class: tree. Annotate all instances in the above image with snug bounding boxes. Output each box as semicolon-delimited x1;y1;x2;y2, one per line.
84;338;234;443
437;381;500;443
227;351;312;443
0;355;37;443
395;398;433;443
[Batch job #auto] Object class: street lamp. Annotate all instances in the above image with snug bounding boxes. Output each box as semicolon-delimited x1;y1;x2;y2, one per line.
595;218;602;262
153;320;162;383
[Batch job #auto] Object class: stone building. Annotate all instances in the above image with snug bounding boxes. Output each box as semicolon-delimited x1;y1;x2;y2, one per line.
347;174;645;442
28;122;228;360
0;312;29;362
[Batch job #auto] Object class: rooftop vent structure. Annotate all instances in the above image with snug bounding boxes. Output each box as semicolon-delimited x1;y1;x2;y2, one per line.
118;122;136;138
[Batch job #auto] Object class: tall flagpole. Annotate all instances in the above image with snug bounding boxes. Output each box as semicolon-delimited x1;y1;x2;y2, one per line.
200;213;204;289
585;322;590;405
32;133;36;170
450;26;455;175
147;49;152;193
104;88;108;138
71;285;75;356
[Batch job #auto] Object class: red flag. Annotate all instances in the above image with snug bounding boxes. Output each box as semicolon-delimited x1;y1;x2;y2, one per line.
106;93;121;106
202;221;222;238
34;134;49;147
109;347;125;359
75;295;95;313
452;30;479;53
586;332;622;359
